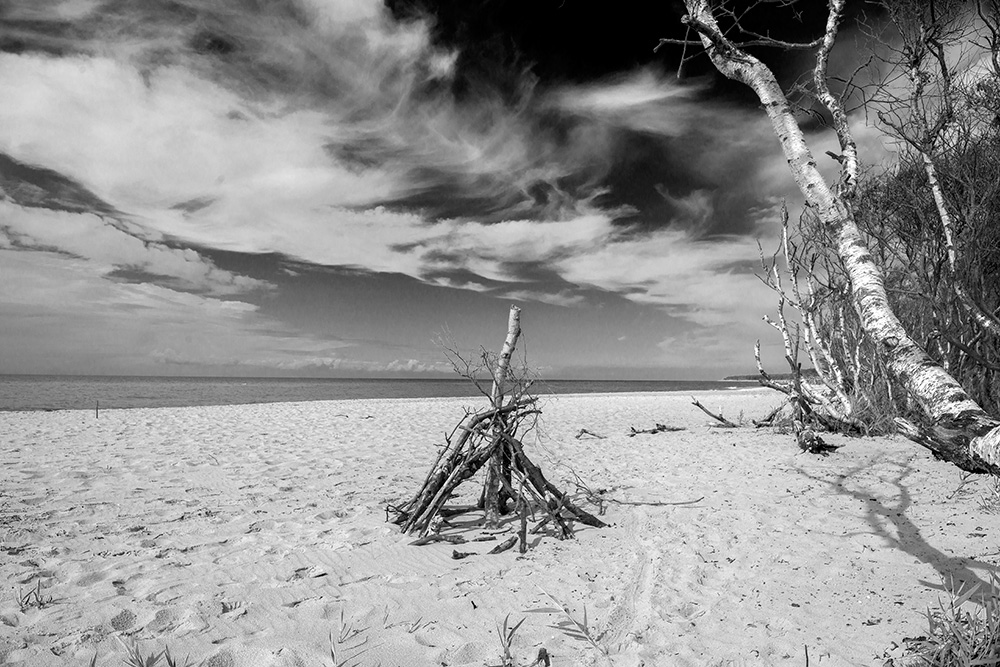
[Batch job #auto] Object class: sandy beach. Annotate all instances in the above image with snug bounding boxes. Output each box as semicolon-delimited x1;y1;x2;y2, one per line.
2;388;997;666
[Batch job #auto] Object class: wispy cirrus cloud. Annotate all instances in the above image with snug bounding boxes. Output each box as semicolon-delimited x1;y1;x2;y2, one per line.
0;1;780;284
505;289;586;308
0;0;830;377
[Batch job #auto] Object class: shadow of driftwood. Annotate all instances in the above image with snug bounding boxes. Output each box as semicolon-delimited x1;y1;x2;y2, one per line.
798;458;999;601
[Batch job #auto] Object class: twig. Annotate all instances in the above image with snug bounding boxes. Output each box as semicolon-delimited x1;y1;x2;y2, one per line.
602;495;705;508
409;534;467;546
752;403;785;427
518;489;528;554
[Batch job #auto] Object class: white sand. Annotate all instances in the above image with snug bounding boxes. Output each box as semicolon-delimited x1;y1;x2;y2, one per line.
1;389;997;666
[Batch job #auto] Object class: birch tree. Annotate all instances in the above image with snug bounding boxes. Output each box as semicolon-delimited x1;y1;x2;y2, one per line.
670;0;1000;473
872;0;1000;338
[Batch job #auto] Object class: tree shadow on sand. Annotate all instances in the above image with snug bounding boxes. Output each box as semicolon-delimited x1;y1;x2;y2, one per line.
797;458;999;602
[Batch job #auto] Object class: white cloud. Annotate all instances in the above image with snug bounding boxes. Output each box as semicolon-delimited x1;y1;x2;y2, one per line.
505;289;586;308
655;187;714;226
549;70;710;137
0;55;397;212
553;227;773;326
0;201;269;295
0;5;785;308
553;70;700;113
0;249;349;375
238;355;453;374
428;277;493;292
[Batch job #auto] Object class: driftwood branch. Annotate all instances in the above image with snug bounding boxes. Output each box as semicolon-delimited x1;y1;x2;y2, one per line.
627;423;685;437
394;306;607;546
483;305;523;528
752;402;786;428
691;397;738;428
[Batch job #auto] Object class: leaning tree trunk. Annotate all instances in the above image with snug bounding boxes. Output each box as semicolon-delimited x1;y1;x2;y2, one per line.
680;0;1000;473
482;305;521;527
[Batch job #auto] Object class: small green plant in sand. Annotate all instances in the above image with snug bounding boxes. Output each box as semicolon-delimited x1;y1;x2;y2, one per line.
18;579;53;611
899;579;1000;666
532;590;611;664
495;614;526;667
330;608;378;667
488;614;551;667
978;477;1000;514
115;638;198;667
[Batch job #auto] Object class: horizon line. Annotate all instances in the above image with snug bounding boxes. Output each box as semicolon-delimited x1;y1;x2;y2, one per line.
0;372;760;383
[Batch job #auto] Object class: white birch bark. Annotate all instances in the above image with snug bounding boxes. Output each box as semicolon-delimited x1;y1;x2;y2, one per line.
483;305;521;527
490;305;522;407
778;213;854;416
681;0;1000;472
921;151;1000;335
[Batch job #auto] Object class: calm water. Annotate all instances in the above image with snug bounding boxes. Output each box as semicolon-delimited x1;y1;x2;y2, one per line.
0;375;758;411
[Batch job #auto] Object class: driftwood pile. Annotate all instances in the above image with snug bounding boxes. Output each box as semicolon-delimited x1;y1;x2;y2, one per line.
390;306;605;549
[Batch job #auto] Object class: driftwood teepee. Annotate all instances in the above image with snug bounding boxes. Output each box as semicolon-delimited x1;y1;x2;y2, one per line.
391;306;605;545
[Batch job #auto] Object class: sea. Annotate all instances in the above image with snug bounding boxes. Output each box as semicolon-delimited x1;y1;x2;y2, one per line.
0;374;759;412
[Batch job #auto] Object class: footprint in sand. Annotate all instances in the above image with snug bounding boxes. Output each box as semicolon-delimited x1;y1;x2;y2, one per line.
146;608;179;633
110;608;137;632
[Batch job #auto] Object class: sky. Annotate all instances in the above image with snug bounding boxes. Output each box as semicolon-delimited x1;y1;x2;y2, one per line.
0;0;889;379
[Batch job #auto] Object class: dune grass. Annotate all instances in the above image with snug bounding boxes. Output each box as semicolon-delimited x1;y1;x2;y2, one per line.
898;578;1000;667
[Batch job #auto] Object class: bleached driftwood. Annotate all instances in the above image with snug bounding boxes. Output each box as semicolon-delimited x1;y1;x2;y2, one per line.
391;306;606;545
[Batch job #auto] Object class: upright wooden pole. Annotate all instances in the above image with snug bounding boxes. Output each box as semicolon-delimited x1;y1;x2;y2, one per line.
483;305;521;528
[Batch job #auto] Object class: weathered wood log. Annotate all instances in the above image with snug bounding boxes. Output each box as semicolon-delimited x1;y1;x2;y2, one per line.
627;423;685;437
492;454;570;538
548;499;574;540
505;434;606;529
484;306;522;528
489;535;518;554
396;399;536;531
405;430;507;535
691;397;738;428
752;403;785;428
409;534;467;546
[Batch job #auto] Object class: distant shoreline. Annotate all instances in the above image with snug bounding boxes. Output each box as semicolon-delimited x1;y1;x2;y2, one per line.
0;375;760;412
723;371;817;382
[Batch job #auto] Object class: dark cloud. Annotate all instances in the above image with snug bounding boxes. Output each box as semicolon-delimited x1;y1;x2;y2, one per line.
170;196;216;215
0;152;116;214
